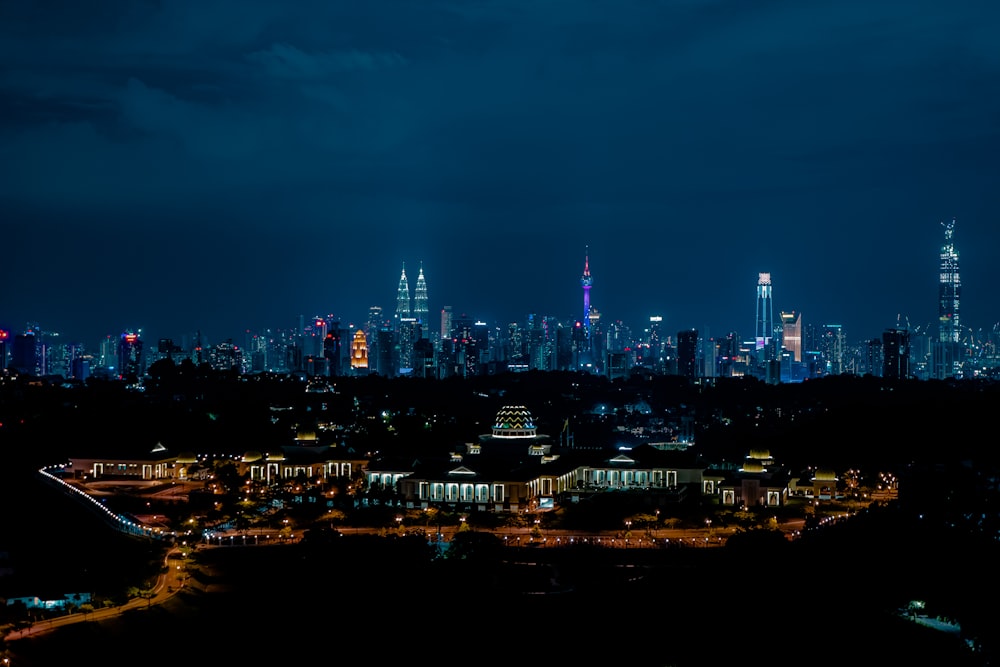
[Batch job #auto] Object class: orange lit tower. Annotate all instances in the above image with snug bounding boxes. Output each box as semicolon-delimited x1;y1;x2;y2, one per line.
350;329;368;370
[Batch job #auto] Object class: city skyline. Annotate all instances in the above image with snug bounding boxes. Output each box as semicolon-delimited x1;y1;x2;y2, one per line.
0;219;993;355
2;2;999;348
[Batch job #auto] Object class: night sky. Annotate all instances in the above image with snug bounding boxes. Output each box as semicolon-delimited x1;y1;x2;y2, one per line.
2;1;999;349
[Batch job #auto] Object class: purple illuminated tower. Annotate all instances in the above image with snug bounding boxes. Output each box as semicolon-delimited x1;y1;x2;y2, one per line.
581;247;593;342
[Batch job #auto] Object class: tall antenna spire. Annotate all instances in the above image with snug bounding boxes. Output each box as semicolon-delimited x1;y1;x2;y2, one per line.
581;246;592;333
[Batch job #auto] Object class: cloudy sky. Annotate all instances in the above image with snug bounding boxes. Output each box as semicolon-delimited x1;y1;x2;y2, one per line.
2;0;998;349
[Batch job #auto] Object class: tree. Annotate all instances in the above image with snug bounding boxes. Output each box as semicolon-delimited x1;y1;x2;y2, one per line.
131;582;156;608
444;531;504;563
629;512;659;535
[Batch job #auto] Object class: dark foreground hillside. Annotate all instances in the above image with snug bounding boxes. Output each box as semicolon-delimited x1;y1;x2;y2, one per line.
7;514;993;667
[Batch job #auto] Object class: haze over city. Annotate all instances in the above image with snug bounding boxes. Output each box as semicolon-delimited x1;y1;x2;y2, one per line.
2;1;999;348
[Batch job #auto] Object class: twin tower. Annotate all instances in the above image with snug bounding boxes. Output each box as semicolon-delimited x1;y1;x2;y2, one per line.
395;262;429;329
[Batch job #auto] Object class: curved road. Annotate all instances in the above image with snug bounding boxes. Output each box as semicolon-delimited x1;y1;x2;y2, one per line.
2;545;184;643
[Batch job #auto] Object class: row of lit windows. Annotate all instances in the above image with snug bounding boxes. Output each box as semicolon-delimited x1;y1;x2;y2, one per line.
416;481;503;503
589;469;677;487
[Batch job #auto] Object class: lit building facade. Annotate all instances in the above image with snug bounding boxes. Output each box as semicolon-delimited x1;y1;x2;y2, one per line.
935;218;962;379
780;311;801;362
350;329;368;371
883;327;910;379
117;331;144;380
413;264;429;338
755;272;774;361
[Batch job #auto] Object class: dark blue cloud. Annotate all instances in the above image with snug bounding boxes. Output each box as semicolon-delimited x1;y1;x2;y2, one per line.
1;1;998;348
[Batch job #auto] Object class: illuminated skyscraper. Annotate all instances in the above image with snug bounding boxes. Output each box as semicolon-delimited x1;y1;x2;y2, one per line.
755;273;774;359
324;321;343;376
413;264;429;337
820;324;845;375
0;328;9;371
350;329;368;370
780;311;801;362
366;306;383;370
938;218;961;344
118;331;144;380
395;264;411;322
934;219;963;379
578;248;597;371
440;305;453;341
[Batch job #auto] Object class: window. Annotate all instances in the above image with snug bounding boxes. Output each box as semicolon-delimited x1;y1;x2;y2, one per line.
446;483;459;501
460;484;474;502
431;483;444;501
492;484;504;502
419;482;429;500
475;484;490;503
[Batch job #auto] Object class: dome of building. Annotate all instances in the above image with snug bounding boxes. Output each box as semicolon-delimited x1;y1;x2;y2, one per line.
491;405;537;438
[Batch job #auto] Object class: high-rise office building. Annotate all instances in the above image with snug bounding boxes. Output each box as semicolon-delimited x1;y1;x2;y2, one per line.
413;264;429;337
820;324;845;375
10;332;38;376
209;340;242;372
367;306;384;367
324;322;343;376
440;306;453;342
883;328;910;379
780;311;801;363
755;272;774;360
864;338;883;377
118;331;144;380
397;317;418;373
938;218;961;344
677;329;699;381
0;328;9;371
935;218;962;379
